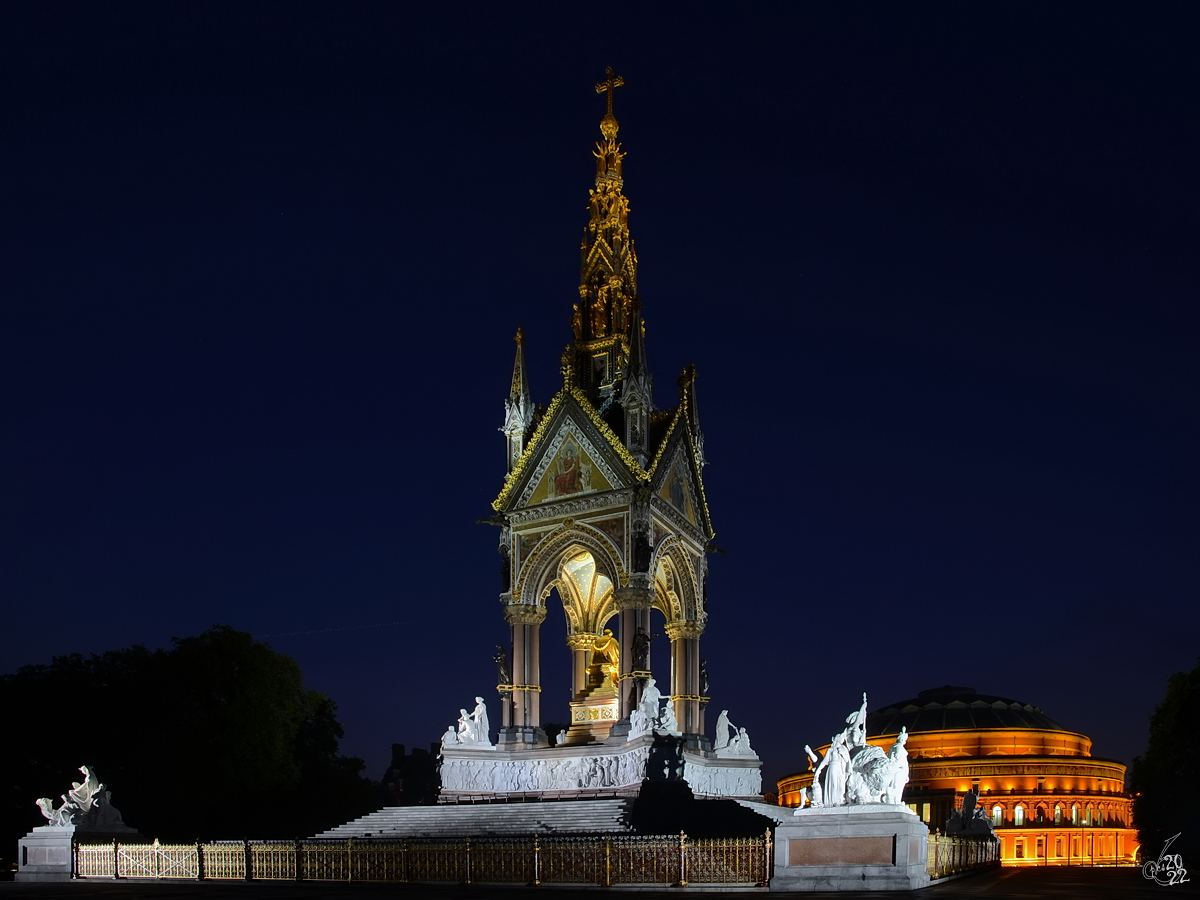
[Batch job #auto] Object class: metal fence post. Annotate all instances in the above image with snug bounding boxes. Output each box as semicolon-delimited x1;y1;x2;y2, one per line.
532;835;541;886
677;831;688;887
114;840;121;879
347;837;353;883
197;841;205;881
244;839;252;881
604;837;612;888
763;828;773;886
465;836;472;885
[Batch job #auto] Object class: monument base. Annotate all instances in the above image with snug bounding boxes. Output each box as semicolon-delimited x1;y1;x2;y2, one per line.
17;825;142;882
771;805;930;892
440;731;763;802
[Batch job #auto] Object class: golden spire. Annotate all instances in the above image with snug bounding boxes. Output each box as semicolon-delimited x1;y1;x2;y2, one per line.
573;68;638;396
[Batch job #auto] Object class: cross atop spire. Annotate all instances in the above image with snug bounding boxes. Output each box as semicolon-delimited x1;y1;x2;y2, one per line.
595;67;624;140
595;67;624;114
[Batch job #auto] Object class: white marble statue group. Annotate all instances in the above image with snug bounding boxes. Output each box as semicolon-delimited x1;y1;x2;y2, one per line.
797;694;910;809
712;709;756;757
628;677;683;737
441;696;492;748
36;766;126;829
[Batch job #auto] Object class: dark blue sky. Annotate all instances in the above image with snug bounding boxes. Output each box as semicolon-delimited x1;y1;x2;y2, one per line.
3;3;1196;789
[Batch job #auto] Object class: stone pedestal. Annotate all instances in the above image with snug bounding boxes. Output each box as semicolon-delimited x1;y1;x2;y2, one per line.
564;684;620;744
771;805;930;892
17;825;142;882
498;724;548;750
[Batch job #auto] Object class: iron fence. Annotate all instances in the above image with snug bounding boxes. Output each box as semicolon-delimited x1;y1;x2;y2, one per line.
927;833;1001;879
74;831;772;887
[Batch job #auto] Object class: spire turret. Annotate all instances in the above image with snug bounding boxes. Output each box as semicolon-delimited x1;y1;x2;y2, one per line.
501;328;534;472
622;304;652;466
572;67;638;399
678;364;706;467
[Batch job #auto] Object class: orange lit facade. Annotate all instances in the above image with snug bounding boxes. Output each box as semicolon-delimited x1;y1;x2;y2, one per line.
777;686;1138;866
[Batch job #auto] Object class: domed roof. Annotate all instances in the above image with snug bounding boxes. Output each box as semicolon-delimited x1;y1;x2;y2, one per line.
866;685;1069;736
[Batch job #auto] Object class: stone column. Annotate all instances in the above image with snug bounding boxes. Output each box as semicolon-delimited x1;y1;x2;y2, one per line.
614;586;654;718
501;603;548;748
567;632;598;698
666;620;704;737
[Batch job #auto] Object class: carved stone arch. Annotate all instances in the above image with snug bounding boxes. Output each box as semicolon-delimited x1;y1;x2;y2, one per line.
651;536;700;623
515;522;624;615
652;554;683;621
543;579;582;632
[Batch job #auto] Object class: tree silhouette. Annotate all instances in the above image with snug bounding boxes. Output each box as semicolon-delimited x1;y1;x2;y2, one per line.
0;626;378;865
1132;657;1200;864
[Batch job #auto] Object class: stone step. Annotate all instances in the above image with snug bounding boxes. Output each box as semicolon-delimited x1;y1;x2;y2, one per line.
314;798;634;839
733;798;791;824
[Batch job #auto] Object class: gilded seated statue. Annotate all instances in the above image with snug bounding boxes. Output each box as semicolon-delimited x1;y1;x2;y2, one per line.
586;629;620;691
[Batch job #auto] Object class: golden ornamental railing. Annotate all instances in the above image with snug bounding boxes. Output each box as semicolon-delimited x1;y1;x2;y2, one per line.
73;831;772;886
926;832;1001;879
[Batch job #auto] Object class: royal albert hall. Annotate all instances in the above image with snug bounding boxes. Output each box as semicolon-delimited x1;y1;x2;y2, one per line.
777;686;1139;866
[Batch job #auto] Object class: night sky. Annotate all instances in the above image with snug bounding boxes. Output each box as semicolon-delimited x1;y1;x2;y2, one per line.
3;4;1197;793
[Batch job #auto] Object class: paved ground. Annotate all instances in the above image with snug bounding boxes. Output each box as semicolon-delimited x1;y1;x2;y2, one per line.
0;867;1196;899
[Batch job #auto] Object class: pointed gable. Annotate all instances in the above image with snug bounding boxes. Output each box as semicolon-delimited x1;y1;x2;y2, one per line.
492;387;649;512
646;405;713;539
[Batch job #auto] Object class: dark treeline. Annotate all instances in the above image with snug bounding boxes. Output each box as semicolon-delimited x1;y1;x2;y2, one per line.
1132;657;1199;866
1;626;379;864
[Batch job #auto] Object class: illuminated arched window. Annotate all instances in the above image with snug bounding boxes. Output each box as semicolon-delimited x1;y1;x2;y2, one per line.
991;805;1003;826
1071;804;1080;825
1085;805;1094;826
1014;804;1025;826
1054;803;1063;824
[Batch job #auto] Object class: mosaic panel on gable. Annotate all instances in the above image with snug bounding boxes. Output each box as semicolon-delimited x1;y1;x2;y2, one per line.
659;452;697;526
529;435;613;505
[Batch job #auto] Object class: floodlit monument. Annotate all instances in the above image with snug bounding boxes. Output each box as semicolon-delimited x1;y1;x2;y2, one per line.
17;766;141;882
433;66;761;806
772;695;933;891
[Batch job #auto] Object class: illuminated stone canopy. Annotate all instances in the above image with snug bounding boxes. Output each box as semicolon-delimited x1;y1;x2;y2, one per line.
488;68;715;751
434;70;762;804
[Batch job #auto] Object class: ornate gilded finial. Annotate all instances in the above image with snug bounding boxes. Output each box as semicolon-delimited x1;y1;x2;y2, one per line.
678;365;696;392
595;67;624;141
560;346;576;387
515;327;524;347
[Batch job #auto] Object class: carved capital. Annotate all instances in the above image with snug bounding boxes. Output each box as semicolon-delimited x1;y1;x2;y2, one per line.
566;632;600;651
613;586;654;611
665;620;705;641
504;604;547;626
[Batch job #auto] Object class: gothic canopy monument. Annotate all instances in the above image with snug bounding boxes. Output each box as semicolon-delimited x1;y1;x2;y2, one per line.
437;70;760;800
